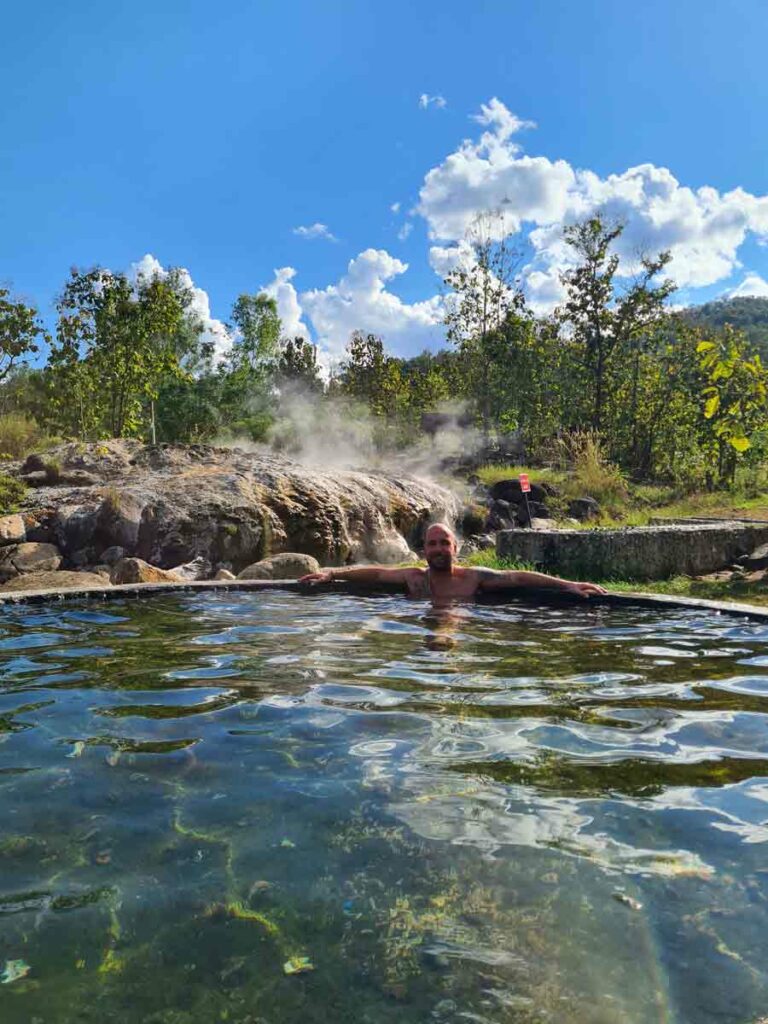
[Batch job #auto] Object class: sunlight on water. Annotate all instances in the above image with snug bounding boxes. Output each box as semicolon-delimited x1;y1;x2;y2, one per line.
1;592;768;1022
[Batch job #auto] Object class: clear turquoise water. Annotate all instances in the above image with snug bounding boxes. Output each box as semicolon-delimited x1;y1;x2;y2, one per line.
1;591;768;1022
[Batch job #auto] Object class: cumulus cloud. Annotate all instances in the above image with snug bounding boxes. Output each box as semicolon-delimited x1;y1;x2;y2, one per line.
300;248;443;357
260;266;310;340
417;98;768;307
129;253;232;362
390;201;401;214
292;222;338;242
726;272;768;298
419;93;446;110
397;222;413;241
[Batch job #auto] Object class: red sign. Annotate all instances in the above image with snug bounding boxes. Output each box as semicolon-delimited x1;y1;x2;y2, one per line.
519;473;531;493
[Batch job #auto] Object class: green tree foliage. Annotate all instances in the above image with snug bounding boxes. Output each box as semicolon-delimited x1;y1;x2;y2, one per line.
443;211;525;436
697;326;768;483
49;268;187;439
558;216;675;431
6;217;768;491
0;288;48;382
277;336;323;393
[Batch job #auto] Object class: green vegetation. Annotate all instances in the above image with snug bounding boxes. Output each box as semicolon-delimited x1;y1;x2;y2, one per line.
0;472;27;514
1;214;768;498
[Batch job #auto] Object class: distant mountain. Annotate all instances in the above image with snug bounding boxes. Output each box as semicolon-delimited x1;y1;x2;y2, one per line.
684;296;768;358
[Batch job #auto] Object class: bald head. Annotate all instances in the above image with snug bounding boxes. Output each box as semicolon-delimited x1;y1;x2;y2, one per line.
424;522;457;572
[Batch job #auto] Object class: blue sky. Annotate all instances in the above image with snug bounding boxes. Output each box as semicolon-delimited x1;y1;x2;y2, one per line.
2;0;768;359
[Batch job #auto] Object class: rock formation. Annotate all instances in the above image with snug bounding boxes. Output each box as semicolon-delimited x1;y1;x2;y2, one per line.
9;440;457;580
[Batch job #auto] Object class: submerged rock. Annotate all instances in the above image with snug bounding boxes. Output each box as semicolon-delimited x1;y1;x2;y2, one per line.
238;552;320;580
10;441;457;571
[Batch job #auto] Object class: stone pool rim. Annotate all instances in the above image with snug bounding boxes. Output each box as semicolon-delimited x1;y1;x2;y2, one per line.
0;576;767;621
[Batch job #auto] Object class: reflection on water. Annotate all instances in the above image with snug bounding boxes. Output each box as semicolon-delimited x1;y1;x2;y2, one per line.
1;593;768;1022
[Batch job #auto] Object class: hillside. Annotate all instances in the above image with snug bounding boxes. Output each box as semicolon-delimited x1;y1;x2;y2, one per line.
685;295;768;357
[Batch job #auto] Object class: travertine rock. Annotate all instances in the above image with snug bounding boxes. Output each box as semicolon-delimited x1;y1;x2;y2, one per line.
10;440;456;570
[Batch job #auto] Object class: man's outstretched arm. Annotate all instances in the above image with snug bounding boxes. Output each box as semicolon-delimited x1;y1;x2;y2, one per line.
299;566;417;586
477;568;607;598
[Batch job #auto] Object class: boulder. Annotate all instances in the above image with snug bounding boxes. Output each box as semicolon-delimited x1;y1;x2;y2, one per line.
490;478;547;505
567;497;601;522
238;553;321;580
100;545;126;566
0;570;108;593
21;453;47;474
214;568;236;581
0;542;62;582
19;471;49;487
109;558;183;585
169;556;212;581
739;542;768;571
517;501;551;526
0;514;25;545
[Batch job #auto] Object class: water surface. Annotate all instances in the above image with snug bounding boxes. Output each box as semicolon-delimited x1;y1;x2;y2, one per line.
2;592;768;1022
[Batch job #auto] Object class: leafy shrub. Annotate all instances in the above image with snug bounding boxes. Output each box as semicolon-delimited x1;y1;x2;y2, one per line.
557;431;628;510
0;413;58;459
0;474;28;515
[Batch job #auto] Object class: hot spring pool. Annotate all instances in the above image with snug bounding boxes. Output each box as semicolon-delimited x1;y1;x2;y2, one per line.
2;591;768;1023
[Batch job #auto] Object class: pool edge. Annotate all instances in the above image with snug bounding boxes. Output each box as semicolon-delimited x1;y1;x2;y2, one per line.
0;578;767;621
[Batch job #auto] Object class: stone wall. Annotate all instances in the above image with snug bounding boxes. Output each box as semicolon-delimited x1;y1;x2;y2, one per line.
496;522;768;581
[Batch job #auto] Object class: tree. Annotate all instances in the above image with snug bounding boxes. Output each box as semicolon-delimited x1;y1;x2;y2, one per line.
558;215;675;431
443;211;525;437
0;288;48;382
697;325;768;485
277;336;323;393
50;268;187;439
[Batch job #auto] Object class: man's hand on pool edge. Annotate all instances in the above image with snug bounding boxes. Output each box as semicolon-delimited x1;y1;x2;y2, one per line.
561;580;608;598
299;570;334;586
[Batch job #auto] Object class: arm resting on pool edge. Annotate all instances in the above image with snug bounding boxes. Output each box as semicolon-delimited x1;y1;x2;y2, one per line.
477;568;607;598
299;566;416;587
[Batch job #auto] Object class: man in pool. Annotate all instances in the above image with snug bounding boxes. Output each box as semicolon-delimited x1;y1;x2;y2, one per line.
299;522;607;603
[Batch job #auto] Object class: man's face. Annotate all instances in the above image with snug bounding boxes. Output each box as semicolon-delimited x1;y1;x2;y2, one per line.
424;526;456;571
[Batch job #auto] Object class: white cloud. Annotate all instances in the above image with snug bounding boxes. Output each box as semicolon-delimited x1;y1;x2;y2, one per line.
397;222;413;241
300;248;443;357
417;98;768;308
726;272;768;298
390;201;401;214
419;93;447;110
292;222;338;242
261;266;310;339
129;253;232;363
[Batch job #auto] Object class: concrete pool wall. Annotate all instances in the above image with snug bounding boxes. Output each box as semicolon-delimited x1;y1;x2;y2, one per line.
497;520;768;581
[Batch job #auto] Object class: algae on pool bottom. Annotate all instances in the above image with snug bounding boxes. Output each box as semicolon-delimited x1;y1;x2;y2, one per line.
1;591;768;1022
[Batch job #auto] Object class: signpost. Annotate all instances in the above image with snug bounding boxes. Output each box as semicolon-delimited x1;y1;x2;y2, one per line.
519;473;532;528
